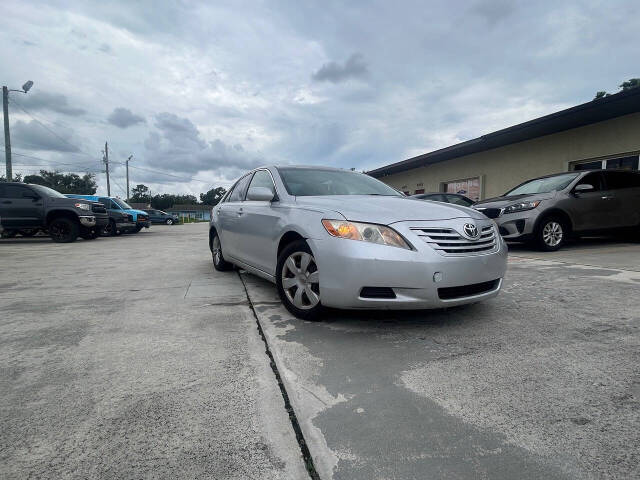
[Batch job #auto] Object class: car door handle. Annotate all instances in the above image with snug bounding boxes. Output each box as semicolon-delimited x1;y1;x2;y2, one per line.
1;200;11;204
601;195;613;200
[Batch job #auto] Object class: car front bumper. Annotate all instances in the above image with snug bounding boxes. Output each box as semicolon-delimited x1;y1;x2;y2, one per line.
307;228;508;310
492;209;541;241
116;221;137;230
137;220;151;228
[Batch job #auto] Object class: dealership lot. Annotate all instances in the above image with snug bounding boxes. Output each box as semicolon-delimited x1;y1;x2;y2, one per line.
1;224;639;479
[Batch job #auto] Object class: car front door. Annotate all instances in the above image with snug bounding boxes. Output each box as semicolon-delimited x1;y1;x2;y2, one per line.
217;173;252;261
235;169;282;275
565;172;613;231
0;184;43;228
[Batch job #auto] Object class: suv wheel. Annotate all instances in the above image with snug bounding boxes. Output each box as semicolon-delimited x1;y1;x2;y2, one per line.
535;216;566;251
166;218;173;225
211;231;233;271
276;240;323;321
49;217;79;243
81;228;100;240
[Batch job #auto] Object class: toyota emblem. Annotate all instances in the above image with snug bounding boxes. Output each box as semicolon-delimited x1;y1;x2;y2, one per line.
462;223;479;239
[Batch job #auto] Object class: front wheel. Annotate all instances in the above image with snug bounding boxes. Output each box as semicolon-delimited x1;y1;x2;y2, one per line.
166;218;173;225
535;216;567;251
133;225;143;233
49;217;79;243
276;240;323;321
211;231;233;271
81;228;100;240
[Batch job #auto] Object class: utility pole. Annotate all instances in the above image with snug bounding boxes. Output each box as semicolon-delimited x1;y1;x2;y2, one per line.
3;86;12;181
103;142;111;196
126;155;132;201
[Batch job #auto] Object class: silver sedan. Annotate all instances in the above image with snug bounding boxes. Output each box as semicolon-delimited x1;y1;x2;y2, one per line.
209;166;508;320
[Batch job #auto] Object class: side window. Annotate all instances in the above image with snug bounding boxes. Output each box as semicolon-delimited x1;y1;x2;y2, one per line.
247;170;276;194
575;172;603;191
110;200;121;210
98;197;111;207
604;171;640;190
228;174;252;202
4;185;32;198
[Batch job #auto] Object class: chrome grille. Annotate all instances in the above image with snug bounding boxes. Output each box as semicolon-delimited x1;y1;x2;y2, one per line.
411;225;497;255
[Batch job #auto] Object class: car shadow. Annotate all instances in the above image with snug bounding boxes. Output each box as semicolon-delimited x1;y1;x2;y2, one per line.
507;235;637;253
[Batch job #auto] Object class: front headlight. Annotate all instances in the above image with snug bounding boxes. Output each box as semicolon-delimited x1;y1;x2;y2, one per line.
503;200;540;214
74;203;91;211
321;219;411;249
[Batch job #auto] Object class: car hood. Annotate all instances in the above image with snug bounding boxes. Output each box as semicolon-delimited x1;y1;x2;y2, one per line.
473;192;556;209
294;195;486;224
125;209;148;216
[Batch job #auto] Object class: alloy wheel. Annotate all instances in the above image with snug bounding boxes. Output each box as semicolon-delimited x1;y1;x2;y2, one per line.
212;235;222;265
281;251;320;310
542;221;563;247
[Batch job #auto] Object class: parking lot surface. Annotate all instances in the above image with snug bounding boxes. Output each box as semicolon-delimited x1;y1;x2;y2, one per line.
2;225;639;480
0;226;307;479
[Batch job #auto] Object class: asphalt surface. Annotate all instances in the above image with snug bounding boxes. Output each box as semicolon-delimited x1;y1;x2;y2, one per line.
243;236;640;480
2;225;638;480
0;225;307;479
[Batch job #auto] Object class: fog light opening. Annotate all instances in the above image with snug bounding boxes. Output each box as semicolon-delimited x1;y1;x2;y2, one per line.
433;272;443;283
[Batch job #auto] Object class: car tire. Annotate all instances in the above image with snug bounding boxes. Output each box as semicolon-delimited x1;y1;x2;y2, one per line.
81;228;100;240
211;230;233;271
49;217;79;243
276;240;323;321
133;225;143;233
535;215;567;251
1;229;17;238
102;219;117;236
166;218;173;225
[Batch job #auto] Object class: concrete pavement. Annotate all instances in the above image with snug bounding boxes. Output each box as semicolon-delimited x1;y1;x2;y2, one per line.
243;238;640;480
0;225;308;479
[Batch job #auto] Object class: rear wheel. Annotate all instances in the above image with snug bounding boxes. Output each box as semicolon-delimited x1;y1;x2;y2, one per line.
49;217;79;243
80;228;100;240
276;240;323;321
211;230;233;271
535;216;567;251
102;219;117;236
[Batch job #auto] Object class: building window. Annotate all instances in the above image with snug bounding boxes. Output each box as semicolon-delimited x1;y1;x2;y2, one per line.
414;189;425;194
442;177;480;202
571;155;639;171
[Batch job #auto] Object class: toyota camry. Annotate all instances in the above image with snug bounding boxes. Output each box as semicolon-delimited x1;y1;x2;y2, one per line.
209;166;508;320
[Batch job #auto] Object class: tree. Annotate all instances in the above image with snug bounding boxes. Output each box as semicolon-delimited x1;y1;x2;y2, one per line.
0;173;23;182
620;78;640;91
200;186;227;206
594;91;610;100
130;184;150;202
23;170;97;194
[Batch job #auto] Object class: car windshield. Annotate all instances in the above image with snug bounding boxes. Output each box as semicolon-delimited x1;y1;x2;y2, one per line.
278;168;400;196
112;198;133;209
30;184;67;198
505;173;579;195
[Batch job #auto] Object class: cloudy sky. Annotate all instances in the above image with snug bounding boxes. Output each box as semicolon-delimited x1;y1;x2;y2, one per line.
1;0;637;197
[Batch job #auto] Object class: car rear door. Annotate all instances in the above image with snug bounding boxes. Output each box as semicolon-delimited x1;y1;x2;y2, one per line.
602;171;640;227
0;184;43;227
235;169;281;275
217;173;252;261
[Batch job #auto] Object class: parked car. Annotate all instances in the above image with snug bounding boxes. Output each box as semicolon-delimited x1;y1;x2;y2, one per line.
0;183;108;242
209;166;507;320
412;192;475;206
473;169;640;251
66;195;150;233
144;209;180;225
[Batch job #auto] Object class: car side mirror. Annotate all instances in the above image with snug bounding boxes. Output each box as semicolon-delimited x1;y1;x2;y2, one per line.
246;187;275;202
574;184;594;193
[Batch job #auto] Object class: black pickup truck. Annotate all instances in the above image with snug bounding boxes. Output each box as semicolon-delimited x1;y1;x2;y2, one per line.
0;183;108;242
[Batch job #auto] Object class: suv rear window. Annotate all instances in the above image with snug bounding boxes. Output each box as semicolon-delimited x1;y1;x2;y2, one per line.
604;171;640;189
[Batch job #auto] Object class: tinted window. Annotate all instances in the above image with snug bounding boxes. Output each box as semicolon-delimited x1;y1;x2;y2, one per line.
228;174;252;202
248;170;276;193
603;171;640;189
446;194;474;206
575;172;604;191
98;197;111;207
278;168;400;196
506;173;579;195
3;185;33;198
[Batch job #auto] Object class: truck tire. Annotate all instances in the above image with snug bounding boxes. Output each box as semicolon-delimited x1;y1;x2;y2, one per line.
133;225;143;233
80;228;100;240
49;217;79;243
166;218;173;225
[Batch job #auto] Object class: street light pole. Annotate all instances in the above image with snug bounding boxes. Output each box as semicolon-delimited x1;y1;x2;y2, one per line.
3;80;34;181
126;155;132;201
2;86;12;181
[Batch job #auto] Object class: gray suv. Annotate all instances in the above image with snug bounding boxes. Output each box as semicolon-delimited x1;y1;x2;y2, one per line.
473;169;640;251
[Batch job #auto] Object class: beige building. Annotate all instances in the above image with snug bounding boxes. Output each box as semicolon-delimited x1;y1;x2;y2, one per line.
368;88;640;201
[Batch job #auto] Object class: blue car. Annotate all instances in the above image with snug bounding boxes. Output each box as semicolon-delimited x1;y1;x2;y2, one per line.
66;195;151;233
